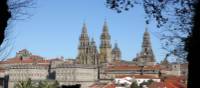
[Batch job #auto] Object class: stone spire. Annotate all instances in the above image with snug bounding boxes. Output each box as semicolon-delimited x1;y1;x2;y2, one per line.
90;38;98;54
99;20;112;63
133;23;155;66
77;23;90;64
142;24;151;48
141;24;155;62
112;42;121;61
79;22;90;49
102;21;109;33
100;21;111;48
88;38;99;64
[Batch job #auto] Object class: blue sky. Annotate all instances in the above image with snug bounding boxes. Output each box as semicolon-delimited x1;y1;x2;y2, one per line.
7;0;169;62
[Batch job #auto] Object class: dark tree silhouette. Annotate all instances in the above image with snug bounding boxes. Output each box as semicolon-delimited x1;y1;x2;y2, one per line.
0;0;34;60
185;2;200;88
0;0;11;45
106;0;194;60
106;0;199;87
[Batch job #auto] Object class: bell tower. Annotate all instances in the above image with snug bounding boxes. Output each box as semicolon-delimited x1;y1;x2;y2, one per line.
99;21;112;63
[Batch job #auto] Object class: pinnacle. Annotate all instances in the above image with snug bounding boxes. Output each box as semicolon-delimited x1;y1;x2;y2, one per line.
82;22;88;33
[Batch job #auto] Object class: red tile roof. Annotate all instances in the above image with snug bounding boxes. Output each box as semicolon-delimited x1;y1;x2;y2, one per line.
0;57;50;64
107;65;160;71
89;83;107;88
134;75;159;79
115;74;159;79
104;83;115;88
148;82;165;88
108;65;141;70
148;76;187;88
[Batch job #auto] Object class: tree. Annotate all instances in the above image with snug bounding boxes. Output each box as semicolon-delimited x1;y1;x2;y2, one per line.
0;0;11;45
38;80;59;88
0;0;34;60
52;80;59;88
14;78;34;88
106;0;193;61
139;79;154;87
130;81;140;88
106;0;199;87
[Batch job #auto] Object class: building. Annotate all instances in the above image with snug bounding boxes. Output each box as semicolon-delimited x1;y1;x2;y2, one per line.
0;22;187;88
0;49;99;88
160;62;188;77
114;77;133;88
8;64;49;88
99;21;112;64
99;64;160;81
76;21;123;65
133;25;156;66
53;64;98;88
112;42;121;62
76;23;99;65
148;76;187;88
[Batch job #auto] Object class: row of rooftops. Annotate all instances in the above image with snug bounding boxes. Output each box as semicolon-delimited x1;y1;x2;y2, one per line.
7;64;98;69
148;76;187;88
114;74;160;79
89;75;187;88
107;65;160;70
0;49;188;72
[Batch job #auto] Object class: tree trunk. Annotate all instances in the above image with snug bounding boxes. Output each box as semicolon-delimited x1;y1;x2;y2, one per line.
187;1;200;88
0;0;11;45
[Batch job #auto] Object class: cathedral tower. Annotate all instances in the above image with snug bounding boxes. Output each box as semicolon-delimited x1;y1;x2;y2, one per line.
112;42;121;61
133;24;156;66
88;38;99;65
77;23;90;64
76;23;98;65
99;21;112;63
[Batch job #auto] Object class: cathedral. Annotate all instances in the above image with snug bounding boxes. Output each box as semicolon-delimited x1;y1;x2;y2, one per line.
76;21;121;65
76;21;155;65
133;25;156;66
76;23;99;65
0;21;188;88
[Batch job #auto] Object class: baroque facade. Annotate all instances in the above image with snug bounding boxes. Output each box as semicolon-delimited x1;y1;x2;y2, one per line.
76;23;99;65
77;22;155;66
76;21;121;65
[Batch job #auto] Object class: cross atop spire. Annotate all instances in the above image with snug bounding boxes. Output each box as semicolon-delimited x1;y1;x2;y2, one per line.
103;20;109;33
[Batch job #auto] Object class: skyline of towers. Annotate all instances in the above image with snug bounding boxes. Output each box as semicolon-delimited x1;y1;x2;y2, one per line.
77;21;155;65
77;21;121;64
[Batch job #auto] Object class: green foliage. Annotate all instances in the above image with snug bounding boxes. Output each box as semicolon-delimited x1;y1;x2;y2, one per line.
106;0;194;61
14;79;59;88
139;79;154;87
130;81;140;88
14;78;34;88
38;80;59;88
